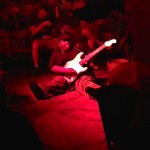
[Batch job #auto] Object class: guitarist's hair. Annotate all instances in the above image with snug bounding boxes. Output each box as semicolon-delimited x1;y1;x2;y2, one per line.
58;34;75;48
58;34;72;42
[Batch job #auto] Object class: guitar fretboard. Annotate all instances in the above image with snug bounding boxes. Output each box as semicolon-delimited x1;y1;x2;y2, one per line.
79;44;106;66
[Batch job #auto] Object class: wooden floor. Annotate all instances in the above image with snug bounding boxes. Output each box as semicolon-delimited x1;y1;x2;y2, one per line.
6;59;109;150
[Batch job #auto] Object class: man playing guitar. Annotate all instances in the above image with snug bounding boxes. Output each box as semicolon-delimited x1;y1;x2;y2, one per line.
29;34;116;100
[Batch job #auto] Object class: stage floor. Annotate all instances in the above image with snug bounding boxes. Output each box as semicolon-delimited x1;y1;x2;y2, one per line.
6;60;109;150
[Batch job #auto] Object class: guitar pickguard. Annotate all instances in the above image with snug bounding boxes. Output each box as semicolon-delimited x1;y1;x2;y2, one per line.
64;52;88;73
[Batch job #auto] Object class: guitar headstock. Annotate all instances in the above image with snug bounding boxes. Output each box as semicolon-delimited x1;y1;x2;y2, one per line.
104;39;117;47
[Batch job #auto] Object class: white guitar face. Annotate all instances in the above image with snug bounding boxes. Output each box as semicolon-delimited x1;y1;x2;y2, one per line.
104;39;117;47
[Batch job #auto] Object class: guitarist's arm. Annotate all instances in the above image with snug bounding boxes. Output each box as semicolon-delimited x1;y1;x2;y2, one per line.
51;65;77;76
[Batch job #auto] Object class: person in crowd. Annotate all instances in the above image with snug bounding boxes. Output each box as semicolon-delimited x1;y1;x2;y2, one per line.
58;0;102;45
72;0;105;52
55;0;84;42
80;19;104;51
82;11;127;65
29;34;102;100
29;5;58;71
102;11;127;59
0;3;16;32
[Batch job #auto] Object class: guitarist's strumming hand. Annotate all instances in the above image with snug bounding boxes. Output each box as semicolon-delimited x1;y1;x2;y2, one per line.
51;65;77;76
65;68;77;76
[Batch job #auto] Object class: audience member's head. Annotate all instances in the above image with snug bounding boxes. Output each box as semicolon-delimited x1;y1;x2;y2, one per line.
37;5;50;18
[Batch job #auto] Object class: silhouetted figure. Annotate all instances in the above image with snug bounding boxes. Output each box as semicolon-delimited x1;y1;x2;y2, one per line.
0;82;43;150
29;5;58;70
86;84;140;150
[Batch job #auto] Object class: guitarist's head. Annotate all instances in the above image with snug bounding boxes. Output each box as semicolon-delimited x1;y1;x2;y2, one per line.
58;34;75;51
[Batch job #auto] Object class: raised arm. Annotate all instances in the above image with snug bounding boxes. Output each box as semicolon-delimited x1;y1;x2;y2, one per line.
51;65;77;76
30;20;52;35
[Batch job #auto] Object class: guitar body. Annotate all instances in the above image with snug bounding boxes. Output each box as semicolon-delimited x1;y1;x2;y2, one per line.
64;52;88;73
64;52;88;82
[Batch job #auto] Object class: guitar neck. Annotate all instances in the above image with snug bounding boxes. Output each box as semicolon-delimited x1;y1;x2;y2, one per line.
80;44;106;66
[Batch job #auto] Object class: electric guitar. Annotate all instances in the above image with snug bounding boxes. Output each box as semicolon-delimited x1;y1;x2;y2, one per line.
64;39;117;83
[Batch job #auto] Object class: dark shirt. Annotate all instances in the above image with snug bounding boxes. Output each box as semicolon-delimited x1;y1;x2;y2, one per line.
49;46;94;77
49;46;80;69
29;15;53;40
58;10;80;28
